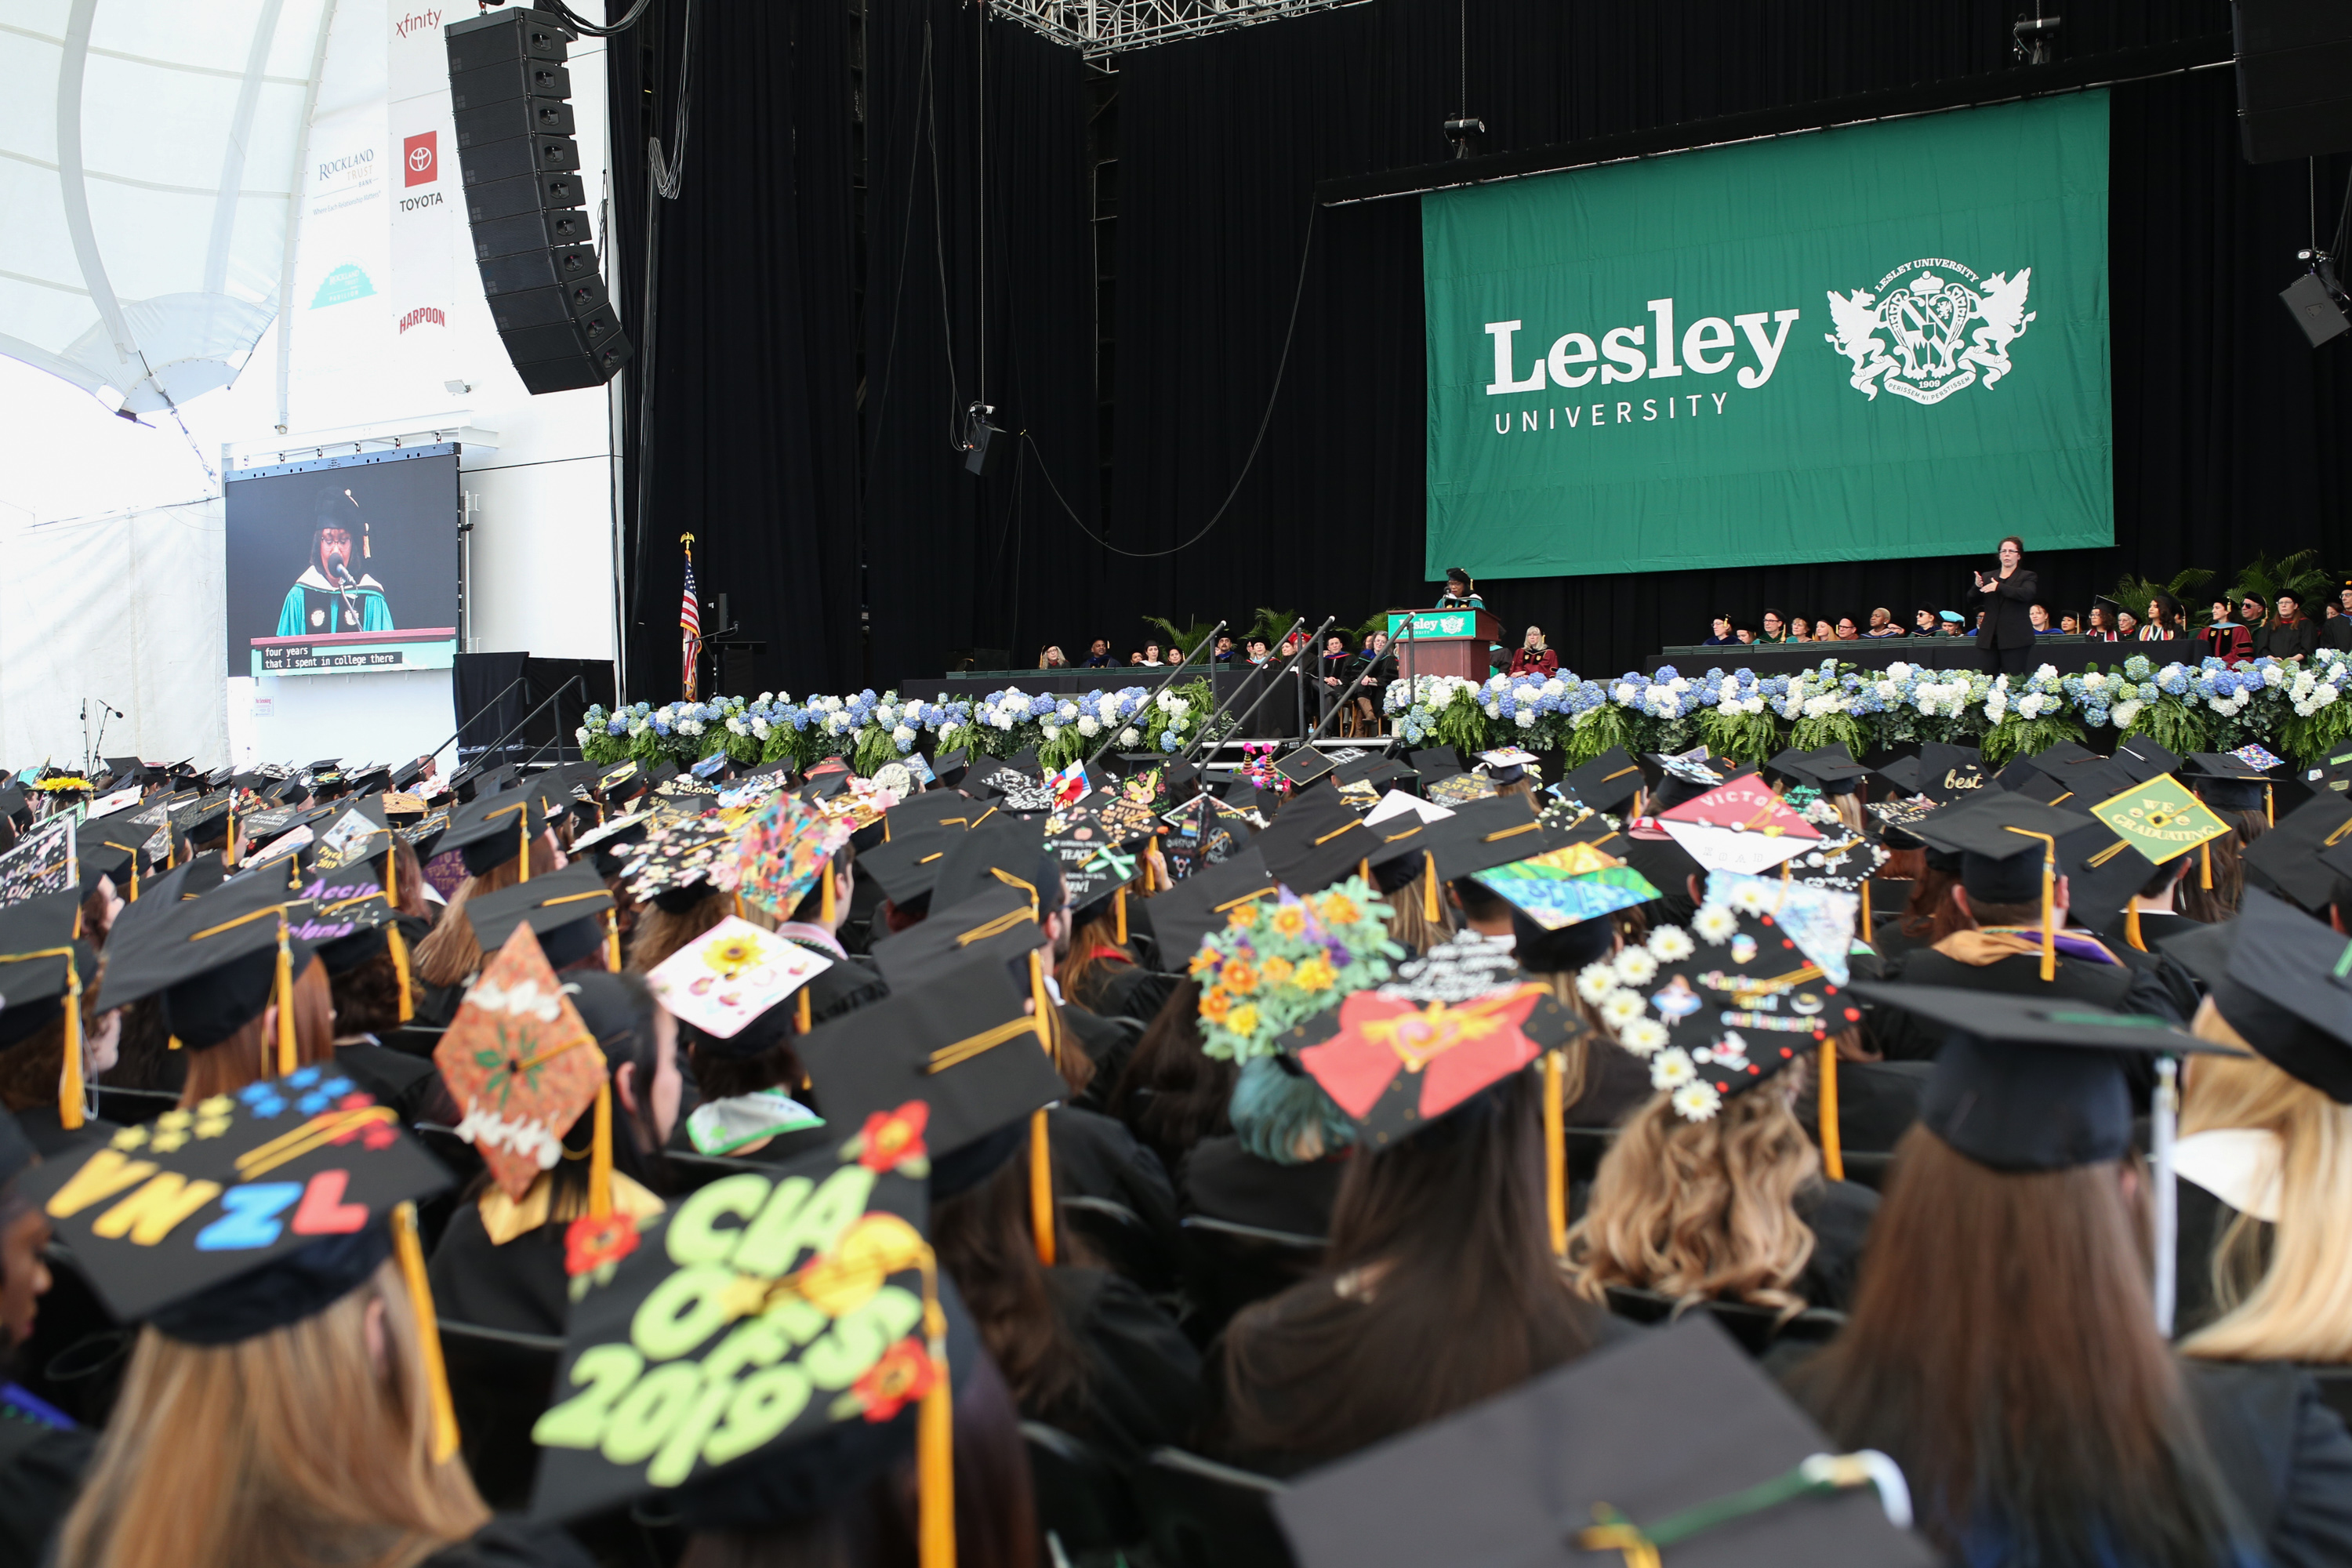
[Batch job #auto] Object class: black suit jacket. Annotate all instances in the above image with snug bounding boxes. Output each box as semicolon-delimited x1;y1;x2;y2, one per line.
1966;566;2039;650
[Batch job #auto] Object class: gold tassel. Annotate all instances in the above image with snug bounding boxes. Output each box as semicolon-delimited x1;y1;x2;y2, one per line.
2040;850;2056;982
391;1202;461;1464
383;837;397;906
821;864;837;927
387;920;415;1022
127;852;136;902
1114;885;1127;946
275;913;298;1076
2201;840;2212;890
2126;905;2145;952
796;989;811;1033
1359;858;1370;886
2266;784;2274;829
1859;878;1871;938
168;1035;182;1051
517;813;532;884
589;1082;613;1219
1818;1037;1842;1181
225;800;238;868
1029;1108;1056;1268
916;1263;956;1568
1423;854;1440;924
606;910;623;971
58;954;83;1132
1542;1049;1566;1258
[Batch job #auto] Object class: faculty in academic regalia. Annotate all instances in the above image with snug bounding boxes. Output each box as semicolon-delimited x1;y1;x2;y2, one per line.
274;486;394;637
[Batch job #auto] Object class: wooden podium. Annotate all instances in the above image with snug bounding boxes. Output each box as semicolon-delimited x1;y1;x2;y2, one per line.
1388;608;1503;683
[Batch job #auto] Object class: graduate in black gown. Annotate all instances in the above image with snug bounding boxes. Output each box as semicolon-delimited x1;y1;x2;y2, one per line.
0;1108;96;1568
0;893;119;1159
1180;1054;1354;1239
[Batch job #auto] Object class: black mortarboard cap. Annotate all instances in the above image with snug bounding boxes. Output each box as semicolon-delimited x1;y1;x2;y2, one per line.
2246;792;2352;912
1798;743;1869;795
1253;782;1381;894
2161;889;2352;1102
926;815;1062;916
1275;746;1337;789
1426;793;1550;882
98;870;320;1048
2179;751;2270;815
1409;746;1464;782
869;884;1046;991
18;1077;448;1334
1276;1316;1935;1568
2054;819;2160;926
1143;846;1279;972
1907;795;2089;905
862;826;959;911
76;818;140;895
2112;735;2184;782
1869;756;1926;798
930;747;972;788
462;861;614;970
1852;982;2238;1172
435;789;550;878
1916;742;1987;805
0;891;92;1048
886;789;983;837
797;953;1063;1163
1559;747;1644;814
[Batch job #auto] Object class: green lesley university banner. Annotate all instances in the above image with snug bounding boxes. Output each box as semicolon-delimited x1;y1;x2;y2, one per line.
1423;92;2111;579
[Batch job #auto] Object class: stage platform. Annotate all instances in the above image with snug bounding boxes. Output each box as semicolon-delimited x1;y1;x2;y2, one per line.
1641;635;2118;677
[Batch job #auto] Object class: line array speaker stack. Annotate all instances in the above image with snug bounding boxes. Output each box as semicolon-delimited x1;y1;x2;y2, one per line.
2234;2;2352;164
446;8;632;394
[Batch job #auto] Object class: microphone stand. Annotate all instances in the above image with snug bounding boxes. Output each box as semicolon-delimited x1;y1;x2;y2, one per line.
1083;619;1227;774
1195;617;1334;766
1178;618;1305;764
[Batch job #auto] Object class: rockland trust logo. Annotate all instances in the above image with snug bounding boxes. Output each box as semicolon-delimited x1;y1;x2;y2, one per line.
1824;260;2036;405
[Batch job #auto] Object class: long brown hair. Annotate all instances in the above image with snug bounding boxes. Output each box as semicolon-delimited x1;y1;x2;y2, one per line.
1056;909;1131;1014
412;835;564;987
2175;833;2245;924
178;956;338;1109
1897;865;1965;942
1221;1073;1597;1466
1787;1127;2243;1563
626;887;730;974
56;1258;488;1568
1566;1069;1820;1312
931;1134;1087;1418
1104;978;1234;1171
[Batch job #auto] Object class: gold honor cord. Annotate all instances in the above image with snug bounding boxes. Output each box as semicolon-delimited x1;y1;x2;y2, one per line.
1543;1049;1566;1257
1818;1036;1843;1181
1425;853;1442;923
1113;884;1127;946
0;949;82;1130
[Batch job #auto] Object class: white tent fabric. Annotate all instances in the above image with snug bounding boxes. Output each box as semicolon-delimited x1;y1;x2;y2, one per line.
0;499;229;769
0;0;334;412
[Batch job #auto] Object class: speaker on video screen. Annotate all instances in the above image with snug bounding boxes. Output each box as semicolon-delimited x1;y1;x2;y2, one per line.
2234;2;2352;163
446;9;633;394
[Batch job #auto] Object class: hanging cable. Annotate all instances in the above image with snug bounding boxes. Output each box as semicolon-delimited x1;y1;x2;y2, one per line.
539;0;662;38
626;0;699;651
648;0;699;200
1019;204;1319;559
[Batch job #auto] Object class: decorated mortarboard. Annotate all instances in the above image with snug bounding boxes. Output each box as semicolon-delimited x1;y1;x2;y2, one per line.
434;923;611;1207
1915;742;1986;805
1043;804;1149;928
1653;777;1822;877
1188;877;1402;1063
2085;772;2232;873
646;915;833;1049
0;818;76;909
463;862;618;971
1410;746;1465;781
1425;771;1500;806
652;771;719;802
617;815;742;907
1774;817;1891;896
1864;797;1934;838
1274;746;1338;789
1475;843;1659;931
1477;746;1541;786
20;1075;453;1355
2245;791;2352;912
1254;782;1384;895
1327;753;1386;789
569;808;652;858
87;785;141;821
1276;1315;1933;1568
732;793;857;921
307;796;394;872
435;789;552;879
967;750;1054;811
1158;793;1250;883
1558;748;1645;814
862;826;960;910
1285;935;1581;1145
2232;741;2287;773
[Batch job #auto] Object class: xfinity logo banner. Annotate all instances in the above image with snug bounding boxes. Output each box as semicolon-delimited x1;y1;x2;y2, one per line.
1423;93;2111;581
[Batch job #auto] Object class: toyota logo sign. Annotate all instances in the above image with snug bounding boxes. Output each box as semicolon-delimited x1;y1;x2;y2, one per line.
403;131;436;187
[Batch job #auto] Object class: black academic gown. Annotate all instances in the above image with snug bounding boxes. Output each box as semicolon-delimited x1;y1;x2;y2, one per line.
1035;1267;1203;1458
1047;1105;1183;1265
1180;1136;1346;1237
2173;1178;2270;1341
336;1040;448;1123
1791;1180;1878;1311
1061;1004;1138;1116
1568;1038;1656;1129
1869;946;2140;1060
428;1204;571;1337
2187;1359;2352;1568
0;1406;96;1568
1069;957;1176;1025
1803;1059;1933;1154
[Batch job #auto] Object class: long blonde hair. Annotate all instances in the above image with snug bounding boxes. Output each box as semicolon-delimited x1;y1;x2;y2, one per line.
57;1258;488;1568
2180;1000;2352;1363
1566;1064;1820;1312
412;833;564;988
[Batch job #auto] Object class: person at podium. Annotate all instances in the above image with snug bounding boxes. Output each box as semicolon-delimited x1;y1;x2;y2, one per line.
1436;567;1483;610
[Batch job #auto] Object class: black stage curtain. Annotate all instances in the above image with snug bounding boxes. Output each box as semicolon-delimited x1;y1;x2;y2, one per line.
610;0;2347;695
859;0;1098;688
606;0;863;698
1105;0;2349;678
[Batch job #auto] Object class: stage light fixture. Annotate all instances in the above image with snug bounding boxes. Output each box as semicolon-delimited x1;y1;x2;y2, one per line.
2281;252;2350;347
2013;9;2061;64
1445;116;1484;159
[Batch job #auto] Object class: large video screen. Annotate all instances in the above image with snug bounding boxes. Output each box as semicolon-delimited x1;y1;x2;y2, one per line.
1422;92;2112;579
224;445;459;677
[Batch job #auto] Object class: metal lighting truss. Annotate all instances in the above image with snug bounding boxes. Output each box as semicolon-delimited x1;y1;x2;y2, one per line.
989;0;1374;58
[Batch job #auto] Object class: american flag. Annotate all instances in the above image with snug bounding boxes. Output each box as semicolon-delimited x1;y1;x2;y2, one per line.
680;542;702;699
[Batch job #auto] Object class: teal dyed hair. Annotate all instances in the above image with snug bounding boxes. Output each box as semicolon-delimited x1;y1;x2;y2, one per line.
1231;1054;1356;1166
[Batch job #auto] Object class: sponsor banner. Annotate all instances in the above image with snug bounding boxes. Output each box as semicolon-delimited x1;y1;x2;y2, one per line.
289;110;390;392
1423;92;2111;579
386;2;457;376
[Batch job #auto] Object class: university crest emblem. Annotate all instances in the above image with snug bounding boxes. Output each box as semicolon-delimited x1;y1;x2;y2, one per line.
1824;259;2035;405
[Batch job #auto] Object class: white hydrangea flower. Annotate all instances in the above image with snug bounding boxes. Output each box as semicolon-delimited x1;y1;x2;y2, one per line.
1076;716;1101;739
1616;1016;1668;1056
892;724;916;746
1515;708;1537;729
1886;661;1911;681
1042;724;1060;742
1692;903;1739;944
1614;682;1638;704
1743;695;1766;715
1575;963;1618;1004
1646;925;1694;961
1650;1047;1697;1090
1599;989;1646;1029
1612;947;1658;985
1671;1080;1724;1122
2111;699;2143;728
2036;663;2059;683
1119;727;1140;746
